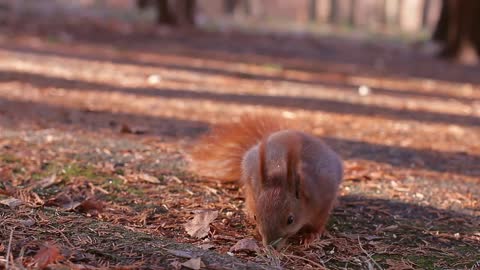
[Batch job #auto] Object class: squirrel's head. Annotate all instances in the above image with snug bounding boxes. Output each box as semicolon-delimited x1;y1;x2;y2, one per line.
253;186;305;249
242;131;309;249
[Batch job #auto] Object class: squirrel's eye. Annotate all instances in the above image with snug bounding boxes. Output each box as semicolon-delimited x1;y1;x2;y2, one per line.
254;215;257;221
287;215;294;225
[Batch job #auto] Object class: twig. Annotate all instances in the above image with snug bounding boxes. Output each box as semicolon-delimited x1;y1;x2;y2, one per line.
358;236;383;270
47;225;75;248
283;254;326;269
6;227;14;270
257;247;282;269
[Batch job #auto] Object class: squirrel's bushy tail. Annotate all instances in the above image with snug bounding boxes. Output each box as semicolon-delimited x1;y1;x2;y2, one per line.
189;114;292;182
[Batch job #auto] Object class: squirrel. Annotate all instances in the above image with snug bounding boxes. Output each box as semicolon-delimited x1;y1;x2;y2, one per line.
190;115;343;249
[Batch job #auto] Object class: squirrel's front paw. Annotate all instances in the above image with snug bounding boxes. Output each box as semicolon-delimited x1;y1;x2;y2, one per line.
300;233;320;247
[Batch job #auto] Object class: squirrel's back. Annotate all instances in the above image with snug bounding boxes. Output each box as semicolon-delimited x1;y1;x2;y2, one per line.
189;115;292;182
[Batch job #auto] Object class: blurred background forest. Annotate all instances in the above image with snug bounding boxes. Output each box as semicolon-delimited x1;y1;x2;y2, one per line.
3;0;479;64
0;0;441;37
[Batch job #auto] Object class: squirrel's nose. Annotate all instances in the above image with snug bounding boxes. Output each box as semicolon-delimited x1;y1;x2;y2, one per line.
265;237;284;249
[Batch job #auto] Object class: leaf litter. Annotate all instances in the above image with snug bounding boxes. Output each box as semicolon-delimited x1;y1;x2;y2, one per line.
230;238;260;254
184;210;219;239
181;257;205;270
30;242;64;269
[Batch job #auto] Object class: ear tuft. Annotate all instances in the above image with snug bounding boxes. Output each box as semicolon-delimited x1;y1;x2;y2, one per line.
286;135;301;199
258;139;268;186
294;173;300;199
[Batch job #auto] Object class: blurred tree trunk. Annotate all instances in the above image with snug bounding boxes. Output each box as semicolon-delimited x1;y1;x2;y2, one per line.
329;0;351;24
224;0;237;14
137;0;195;26
434;0;480;64
224;0;251;16
423;0;442;29
156;0;176;25
174;0;195;25
309;0;317;22
384;0;400;29
422;0;431;28
399;0;423;33
248;1;263;18
376;0;388;30
316;0;331;23
432;0;448;42
351;0;376;28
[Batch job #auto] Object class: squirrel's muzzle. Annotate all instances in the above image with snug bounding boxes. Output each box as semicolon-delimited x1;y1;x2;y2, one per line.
263;237;285;250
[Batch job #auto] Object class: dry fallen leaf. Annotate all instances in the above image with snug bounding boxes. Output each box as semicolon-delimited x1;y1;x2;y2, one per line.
19;218;36;227
165;248;193;259
198;243;215;250
184;210;218;238
138;173;161;184
77;198;104;215
363;235;383;241
165;175;183;183
170;260;182;270
120;124;133;134
0;197;23;208
120;124;149;135
35;175;59;189
229;238;260;253
45;194;81;210
181;257;204;270
45;193;103;214
32;242;64;269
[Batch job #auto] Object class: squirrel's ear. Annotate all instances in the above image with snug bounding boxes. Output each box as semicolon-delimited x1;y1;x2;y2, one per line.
291;163;307;201
294;171;300;199
293;168;310;202
286;138;310;201
258;139;268;186
286;141;301;199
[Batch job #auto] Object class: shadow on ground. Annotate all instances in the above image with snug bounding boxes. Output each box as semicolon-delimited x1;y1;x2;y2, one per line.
1;92;479;178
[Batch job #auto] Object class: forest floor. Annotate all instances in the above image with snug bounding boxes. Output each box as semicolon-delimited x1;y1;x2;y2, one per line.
0;10;479;270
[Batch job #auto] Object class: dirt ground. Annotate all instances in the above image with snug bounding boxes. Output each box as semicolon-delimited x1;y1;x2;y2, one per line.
0;9;479;270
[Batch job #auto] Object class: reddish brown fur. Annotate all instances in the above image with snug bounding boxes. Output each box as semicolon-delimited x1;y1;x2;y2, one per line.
286;134;301;196
258;139;267;185
190;115;293;181
190;115;343;248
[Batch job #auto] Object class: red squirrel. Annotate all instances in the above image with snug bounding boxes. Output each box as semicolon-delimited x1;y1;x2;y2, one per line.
190;115;343;249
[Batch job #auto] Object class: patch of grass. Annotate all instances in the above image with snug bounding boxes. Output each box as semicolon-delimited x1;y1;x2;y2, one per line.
31;163;58;181
114;168;124;175
0;153;19;164
85;248;120;261
456;244;480;262
12;167;23;174
372;254;403;267
262;63;283;72
169;169;191;181
61;163;97;180
32;163;99;182
328;216;355;232
373;254;459;270
406;255;437;270
105;177;124;188
132;203;169;214
127;186;144;196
